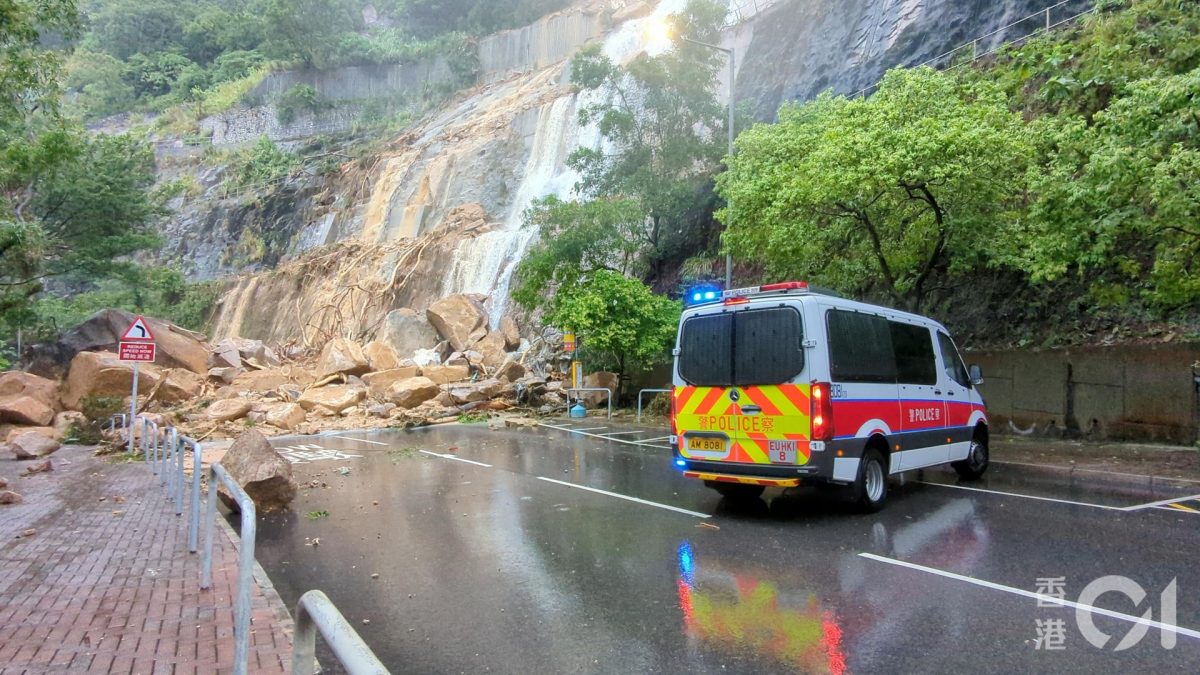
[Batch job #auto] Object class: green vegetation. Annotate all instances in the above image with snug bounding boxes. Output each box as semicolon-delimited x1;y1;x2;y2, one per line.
719;0;1200;344
306;510;330;520
0;0;215;344
62;0;570;120
457;412;488;424
515;1;726;381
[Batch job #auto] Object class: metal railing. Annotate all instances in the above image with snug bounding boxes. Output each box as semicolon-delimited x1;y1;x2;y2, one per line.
848;0;1097;99
636;389;672;423
293;590;388;675
201;463;256;675
566;387;613;419
125;415;381;674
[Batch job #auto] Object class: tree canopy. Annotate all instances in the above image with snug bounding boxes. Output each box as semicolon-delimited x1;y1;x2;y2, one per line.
719;67;1031;313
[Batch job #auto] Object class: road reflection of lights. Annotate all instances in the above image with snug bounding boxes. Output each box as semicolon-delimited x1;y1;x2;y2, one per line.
677;541;696;587
674;541;847;674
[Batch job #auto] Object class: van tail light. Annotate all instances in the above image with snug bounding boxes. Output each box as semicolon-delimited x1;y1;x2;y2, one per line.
669;389;679;430
811;382;834;442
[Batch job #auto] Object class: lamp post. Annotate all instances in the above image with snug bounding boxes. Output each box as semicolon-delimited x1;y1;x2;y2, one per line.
680;36;736;290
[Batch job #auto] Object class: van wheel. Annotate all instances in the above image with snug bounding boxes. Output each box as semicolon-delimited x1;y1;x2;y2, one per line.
851;449;888;513
952;434;989;480
705;481;765;500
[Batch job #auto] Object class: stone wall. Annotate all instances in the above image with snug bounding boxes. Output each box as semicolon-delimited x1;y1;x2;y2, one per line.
200;104;365;146
246;58;454;103
970;343;1200;445
478;7;607;82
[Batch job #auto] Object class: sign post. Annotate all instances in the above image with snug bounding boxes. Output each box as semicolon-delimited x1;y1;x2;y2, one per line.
118;316;157;454
564;331;581;390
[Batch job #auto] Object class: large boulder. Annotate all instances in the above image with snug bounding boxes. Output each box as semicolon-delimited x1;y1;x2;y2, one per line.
448;379;502;405
206;399;253;422
583;372;619;406
218;430;296;513
6;426;60;444
9;432;60;459
426;295;489;352
500;316;521;351
231;368;303;393
62;352;199;410
59;309;210;374
380;308;440;356
422;364;470;385
363;367;420;398
0;371;60;410
495;359;526;383
474;332;509;370
387;376;440;409
317;339;371;378
265;403;306;430
363;341;401;371
0;395;55;427
298;385;365;414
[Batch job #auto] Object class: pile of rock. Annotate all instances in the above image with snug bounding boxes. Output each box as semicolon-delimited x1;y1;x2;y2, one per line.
0;371;74;501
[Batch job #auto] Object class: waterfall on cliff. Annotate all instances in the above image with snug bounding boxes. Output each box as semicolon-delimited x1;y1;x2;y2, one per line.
443;94;578;325
442;0;699;326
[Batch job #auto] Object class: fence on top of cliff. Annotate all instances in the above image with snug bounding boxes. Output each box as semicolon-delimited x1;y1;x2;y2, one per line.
848;0;1098;99
727;0;781;26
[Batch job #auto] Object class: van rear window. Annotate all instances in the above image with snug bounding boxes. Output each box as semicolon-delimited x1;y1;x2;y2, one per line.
678;308;804;386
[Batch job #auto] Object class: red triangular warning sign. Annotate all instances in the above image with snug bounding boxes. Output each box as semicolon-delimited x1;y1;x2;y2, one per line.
120;316;156;342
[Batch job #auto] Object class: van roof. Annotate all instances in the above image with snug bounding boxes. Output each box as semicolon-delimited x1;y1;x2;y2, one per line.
682;287;949;333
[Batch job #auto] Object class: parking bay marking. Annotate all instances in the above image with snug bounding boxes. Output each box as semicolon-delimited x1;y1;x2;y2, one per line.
536;476;711;518
859;553;1200;642
328;435;388;446
418;450;493;468
539;423;673;451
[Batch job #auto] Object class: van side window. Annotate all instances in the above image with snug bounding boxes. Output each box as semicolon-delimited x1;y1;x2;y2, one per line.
889;321;937;385
937;332;970;387
827;310;896;383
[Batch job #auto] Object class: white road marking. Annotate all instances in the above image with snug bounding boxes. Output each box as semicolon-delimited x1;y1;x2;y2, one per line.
418;450;493;468
539;423;674;451
859;553;1200;641
1122;493;1200;511
568;427;610;433
917;481;1127;511
596;430;651;437
640;436;673;443
995;460;1200;485
536;477;710;518
329;435;388;446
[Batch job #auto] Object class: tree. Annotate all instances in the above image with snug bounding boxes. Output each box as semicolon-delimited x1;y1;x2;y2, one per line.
1001;67;1200;307
83;0;186;61
512;196;647;311
1;0;168;334
546;270;681;381
258;0;361;67
718;67;1031;312
563;0;730;280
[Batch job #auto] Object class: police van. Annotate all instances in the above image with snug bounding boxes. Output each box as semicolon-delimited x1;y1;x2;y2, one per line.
670;281;988;512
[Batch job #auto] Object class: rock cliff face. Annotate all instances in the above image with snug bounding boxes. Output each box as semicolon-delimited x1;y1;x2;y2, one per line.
191;0;1098;344
736;0;1093;119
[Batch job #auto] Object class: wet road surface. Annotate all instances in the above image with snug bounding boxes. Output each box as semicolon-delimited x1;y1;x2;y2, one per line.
254;423;1200;673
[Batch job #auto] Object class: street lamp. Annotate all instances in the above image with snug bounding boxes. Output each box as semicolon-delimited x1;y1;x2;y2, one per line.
647;19;736;289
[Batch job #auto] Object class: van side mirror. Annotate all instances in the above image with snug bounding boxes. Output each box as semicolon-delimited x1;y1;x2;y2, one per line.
969;364;984;386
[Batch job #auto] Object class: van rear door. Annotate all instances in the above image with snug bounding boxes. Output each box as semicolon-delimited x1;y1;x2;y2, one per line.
674;305;811;468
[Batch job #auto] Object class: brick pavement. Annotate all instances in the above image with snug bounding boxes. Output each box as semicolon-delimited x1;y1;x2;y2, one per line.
0;445;292;674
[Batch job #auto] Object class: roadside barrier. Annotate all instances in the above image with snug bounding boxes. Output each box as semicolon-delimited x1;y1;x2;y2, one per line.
566;387;613;419
112;414;387;674
636;389;672;423
293;590;389;674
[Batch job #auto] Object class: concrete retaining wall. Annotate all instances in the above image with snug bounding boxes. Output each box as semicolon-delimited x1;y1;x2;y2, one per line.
970;343;1200;445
